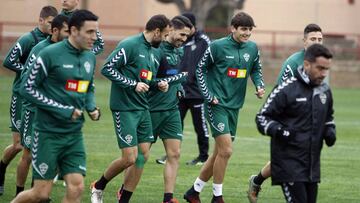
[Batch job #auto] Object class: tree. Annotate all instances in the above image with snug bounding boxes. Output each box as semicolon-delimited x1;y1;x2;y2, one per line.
156;0;246;30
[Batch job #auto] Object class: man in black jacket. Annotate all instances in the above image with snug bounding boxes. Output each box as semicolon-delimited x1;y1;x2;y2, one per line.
155;12;211;166
255;44;336;203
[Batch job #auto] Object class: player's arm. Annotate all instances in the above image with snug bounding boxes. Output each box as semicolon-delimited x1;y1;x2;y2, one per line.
255;84;293;140
19;54;75;120
91;30;105;55
196;45;216;103
276;59;297;84
85;69;100;121
250;49;265;99
101;46;138;88
154;72;188;85
2;37;28;73
323;89;336;147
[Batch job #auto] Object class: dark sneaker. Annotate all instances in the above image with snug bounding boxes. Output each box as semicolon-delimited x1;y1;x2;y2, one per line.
156;155;167;165
163;198;179;203
211;195;225;203
247;175;261;203
183;186;201;203
186;157;206;166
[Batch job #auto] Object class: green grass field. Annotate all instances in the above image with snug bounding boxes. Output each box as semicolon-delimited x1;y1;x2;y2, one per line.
0;75;359;202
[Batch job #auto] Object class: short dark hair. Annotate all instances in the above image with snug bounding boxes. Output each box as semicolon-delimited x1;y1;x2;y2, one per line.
68;10;98;34
182;12;196;27
51;15;69;31
171;15;193;30
231;12;256;29
40;6;58;18
304;44;333;62
304;23;322;37
145;14;171;32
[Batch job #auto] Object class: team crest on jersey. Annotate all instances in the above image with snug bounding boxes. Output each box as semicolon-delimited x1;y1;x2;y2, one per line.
25;136;31;146
191;44;197;51
16;120;21;129
84;61;91;73
217;123;225;132
125;134;133;144
243;53;250;62
319;93;327;104
39;163;48;175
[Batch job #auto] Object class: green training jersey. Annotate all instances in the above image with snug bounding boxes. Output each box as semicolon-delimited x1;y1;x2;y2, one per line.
276;49;304;84
101;33;160;111
196;34;264;109
60;9;104;55
148;41;187;111
19;39;96;134
3;27;48;90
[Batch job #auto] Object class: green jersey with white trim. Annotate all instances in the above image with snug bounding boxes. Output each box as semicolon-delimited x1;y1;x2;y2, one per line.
196;34;264;109
19;39;96;134
276;49;304;85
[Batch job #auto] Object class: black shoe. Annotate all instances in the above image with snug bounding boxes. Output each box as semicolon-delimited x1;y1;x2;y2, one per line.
156;155;167;165
186;157;206;166
211;195;225;203
183;186;201;203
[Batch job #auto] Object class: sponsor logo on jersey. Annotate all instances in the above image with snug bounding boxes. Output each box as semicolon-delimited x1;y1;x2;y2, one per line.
139;54;145;58
319;93;327;104
140;69;153;80
63;64;74;69
243;53;250;62
226;55;235;59
227;68;247;78
84;61;91;73
39;163;48;175
65;80;90;93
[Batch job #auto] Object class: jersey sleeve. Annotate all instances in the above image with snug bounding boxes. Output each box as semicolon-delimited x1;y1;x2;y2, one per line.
91;30;105;55
276;59;297;85
250;49;265;89
100;45;138;88
85;59;97;112
255;80;293;137
195;45;215;103
2;36;30;73
19;53;75;119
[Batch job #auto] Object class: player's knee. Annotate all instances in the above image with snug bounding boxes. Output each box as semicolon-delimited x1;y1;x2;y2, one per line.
135;152;147;168
218;147;232;159
13;143;23;153
167;148;181;161
67;181;84;197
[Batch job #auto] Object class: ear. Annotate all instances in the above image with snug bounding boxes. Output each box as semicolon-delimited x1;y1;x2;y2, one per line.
231;25;236;33
70;26;78;35
303;60;311;71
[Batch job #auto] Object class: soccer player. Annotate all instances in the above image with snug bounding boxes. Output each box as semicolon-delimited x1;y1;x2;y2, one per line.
14;14;69;196
255;44;336;203
11;9;100;203
247;23;323;203
118;15;192;203
183;12;265;203
90;14;171;203
61;0;104;55
0;6;58;196
155;12;211;166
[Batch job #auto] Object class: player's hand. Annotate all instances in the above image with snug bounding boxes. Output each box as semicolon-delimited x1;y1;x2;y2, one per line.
158;81;169;92
255;86;265;99
135;82;149;93
275;127;295;142
211;96;219;105
71;108;83;121
88;107;101;121
323;126;336;147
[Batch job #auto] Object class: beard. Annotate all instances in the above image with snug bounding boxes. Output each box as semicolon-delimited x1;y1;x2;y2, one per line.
151;40;162;48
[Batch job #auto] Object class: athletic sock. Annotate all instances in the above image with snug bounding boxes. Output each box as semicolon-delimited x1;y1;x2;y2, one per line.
253;171;266;185
163;193;173;202
193;177;206;192
94;175;109;190
119;189;133;203
15;186;24;196
0;160;8;185
212;183;223;197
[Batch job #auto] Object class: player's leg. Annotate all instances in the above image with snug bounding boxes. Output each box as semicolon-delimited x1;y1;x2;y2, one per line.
281;182;307;203
0;94;23;195
187;100;209;165
306;182;318;203
119;110;153;203
247;161;271;203
63;173;84;203
10;180;53;203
